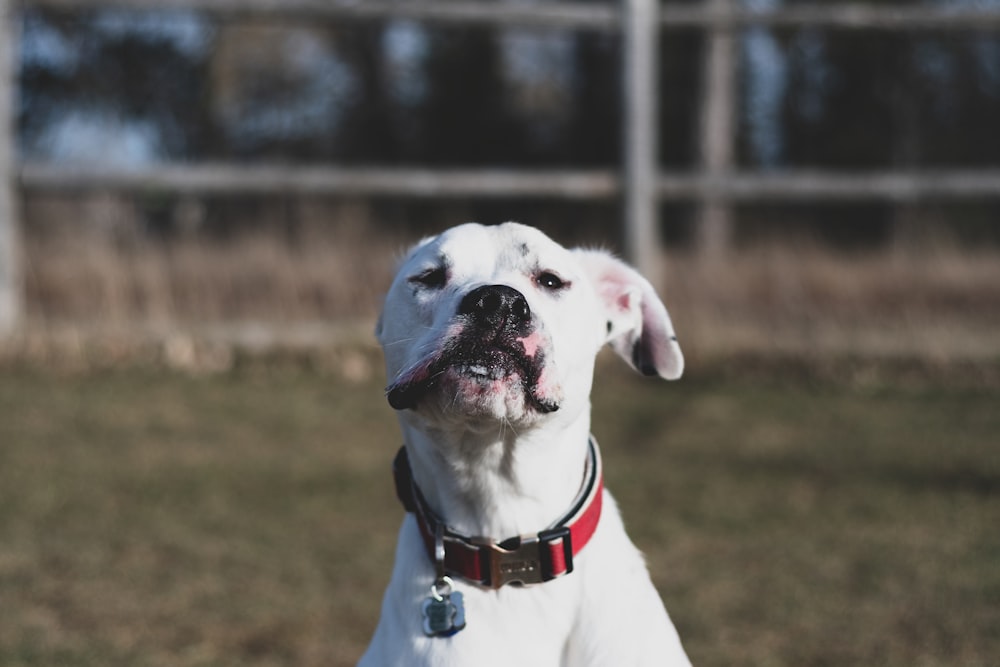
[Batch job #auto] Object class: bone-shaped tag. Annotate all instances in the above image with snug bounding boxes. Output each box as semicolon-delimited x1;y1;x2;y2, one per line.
421;590;466;637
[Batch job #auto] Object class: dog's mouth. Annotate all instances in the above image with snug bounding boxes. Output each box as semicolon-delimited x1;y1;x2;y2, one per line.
387;338;559;415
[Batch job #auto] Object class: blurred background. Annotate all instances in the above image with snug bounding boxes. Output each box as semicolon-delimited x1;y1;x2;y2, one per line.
0;1;998;666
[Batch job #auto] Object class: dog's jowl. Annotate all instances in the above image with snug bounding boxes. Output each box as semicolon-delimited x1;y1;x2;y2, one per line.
360;222;692;666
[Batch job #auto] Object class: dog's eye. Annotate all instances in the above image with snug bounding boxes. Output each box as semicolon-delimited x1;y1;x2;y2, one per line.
409;267;448;289
535;271;568;291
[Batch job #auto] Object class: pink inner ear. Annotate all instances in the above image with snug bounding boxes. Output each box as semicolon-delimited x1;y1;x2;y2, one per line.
614;291;632;312
596;270;632;314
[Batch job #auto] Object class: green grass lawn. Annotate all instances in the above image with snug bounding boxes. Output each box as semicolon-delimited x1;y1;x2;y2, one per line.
1;357;997;666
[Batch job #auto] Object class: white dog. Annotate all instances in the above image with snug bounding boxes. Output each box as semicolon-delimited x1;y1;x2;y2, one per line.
360;222;691;666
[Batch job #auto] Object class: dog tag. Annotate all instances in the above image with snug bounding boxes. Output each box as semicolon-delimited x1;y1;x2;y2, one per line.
421;578;466;637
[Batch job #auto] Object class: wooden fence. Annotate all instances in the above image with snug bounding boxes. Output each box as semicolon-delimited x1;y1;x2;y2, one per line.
3;0;1000;336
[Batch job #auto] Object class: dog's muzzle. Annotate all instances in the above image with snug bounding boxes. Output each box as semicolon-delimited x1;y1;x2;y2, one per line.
386;285;559;414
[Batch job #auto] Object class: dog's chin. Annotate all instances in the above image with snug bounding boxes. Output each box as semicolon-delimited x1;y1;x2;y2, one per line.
387;358;560;424
447;366;558;422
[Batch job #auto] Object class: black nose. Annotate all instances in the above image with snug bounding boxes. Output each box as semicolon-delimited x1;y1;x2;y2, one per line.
458;285;531;330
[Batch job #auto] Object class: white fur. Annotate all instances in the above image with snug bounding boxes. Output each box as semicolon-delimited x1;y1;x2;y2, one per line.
362;222;691;666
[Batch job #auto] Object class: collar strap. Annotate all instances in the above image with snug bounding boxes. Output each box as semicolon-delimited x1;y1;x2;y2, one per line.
393;438;604;589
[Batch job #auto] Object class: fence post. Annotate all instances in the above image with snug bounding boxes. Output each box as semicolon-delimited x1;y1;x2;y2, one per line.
623;0;660;285
0;0;21;337
696;0;737;258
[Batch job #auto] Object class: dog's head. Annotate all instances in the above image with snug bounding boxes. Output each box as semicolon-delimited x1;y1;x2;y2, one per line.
376;222;683;429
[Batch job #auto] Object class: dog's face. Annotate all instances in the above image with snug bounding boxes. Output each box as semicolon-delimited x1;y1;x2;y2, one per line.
376;222;683;430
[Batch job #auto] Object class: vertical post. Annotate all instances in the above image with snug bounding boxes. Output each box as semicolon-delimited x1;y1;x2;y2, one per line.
0;0;21;336
697;0;737;259
623;0;660;285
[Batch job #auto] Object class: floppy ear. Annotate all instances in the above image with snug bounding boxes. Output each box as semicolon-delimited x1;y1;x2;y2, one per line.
573;249;683;380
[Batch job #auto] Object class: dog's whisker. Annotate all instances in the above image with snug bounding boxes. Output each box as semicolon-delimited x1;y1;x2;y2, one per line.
382;337;421;348
381;329;437;347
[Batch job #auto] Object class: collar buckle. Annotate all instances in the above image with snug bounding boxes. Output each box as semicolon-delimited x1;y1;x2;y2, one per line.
475;526;574;588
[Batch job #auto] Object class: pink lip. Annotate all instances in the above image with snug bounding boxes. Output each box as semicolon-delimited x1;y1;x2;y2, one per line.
516;331;545;359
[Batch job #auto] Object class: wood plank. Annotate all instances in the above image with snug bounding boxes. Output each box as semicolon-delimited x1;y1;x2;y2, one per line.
21;0;1000;31
658;171;1000;201
23;0;621;28
19;163;622;199
20;163;1000;202
623;0;660;282
0;0;22;336
696;0;737;258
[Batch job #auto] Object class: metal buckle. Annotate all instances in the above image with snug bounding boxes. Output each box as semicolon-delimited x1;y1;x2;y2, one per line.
477;527;574;588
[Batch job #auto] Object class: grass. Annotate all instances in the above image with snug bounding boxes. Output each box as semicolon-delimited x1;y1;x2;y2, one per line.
0;356;998;666
20;213;1000;364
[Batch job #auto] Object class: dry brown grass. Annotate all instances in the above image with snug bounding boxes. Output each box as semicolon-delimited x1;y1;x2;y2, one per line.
23;196;403;326
659;243;1000;363
14;195;1000;365
27;233;394;322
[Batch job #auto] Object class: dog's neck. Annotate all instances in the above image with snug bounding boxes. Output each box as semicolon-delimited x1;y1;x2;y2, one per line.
399;407;593;539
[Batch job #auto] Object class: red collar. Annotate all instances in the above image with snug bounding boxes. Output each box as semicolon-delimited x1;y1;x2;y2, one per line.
393;438;604;589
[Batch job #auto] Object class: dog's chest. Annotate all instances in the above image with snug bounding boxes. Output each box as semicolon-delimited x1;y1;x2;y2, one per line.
411;579;581;666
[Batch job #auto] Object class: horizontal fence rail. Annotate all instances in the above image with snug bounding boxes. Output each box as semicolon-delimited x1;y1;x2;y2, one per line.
18;163;622;199
18;0;1000;31
21;163;1000;203
23;0;622;28
657;170;1000;202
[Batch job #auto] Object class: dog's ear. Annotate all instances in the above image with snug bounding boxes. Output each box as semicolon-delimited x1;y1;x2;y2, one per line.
573;249;683;380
